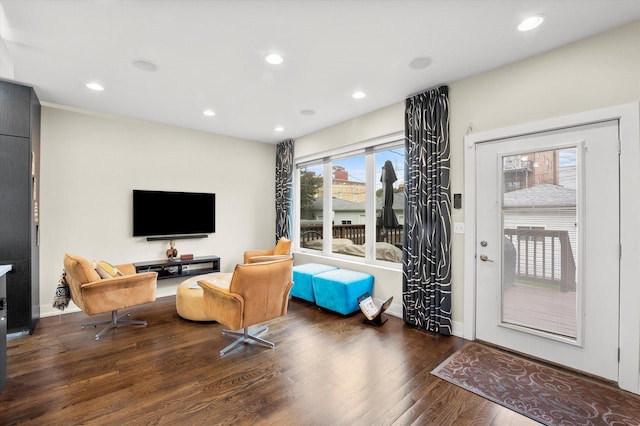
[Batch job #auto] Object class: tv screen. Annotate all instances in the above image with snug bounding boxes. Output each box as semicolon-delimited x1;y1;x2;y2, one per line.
133;190;215;237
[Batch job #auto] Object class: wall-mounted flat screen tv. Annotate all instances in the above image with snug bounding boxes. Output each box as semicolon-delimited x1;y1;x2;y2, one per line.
133;190;215;237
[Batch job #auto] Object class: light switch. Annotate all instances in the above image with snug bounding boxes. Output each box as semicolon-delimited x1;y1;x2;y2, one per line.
454;222;465;234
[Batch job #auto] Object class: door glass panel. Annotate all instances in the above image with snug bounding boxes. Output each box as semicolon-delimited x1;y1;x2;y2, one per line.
502;147;578;339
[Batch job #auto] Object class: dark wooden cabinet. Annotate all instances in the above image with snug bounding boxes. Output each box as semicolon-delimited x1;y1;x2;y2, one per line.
0;81;40;334
0;265;10;392
0;83;31;137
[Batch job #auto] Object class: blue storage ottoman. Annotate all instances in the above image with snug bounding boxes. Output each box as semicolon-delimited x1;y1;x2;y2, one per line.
312;269;374;315
291;263;339;302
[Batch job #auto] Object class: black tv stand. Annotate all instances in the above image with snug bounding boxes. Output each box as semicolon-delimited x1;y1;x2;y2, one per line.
133;255;220;280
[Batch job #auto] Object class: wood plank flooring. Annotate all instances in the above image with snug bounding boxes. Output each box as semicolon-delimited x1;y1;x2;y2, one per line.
0;296;539;425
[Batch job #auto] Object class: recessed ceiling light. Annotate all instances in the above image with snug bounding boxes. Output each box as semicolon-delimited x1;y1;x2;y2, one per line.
265;54;284;65
132;59;158;72
518;15;544;32
409;57;432;70
300;109;316;116
85;82;104;91
202;109;216;117
352;91;366;99
274;126;284;132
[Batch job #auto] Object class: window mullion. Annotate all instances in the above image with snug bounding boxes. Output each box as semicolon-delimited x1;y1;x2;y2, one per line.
365;152;376;261
293;166;300;250
322;162;333;254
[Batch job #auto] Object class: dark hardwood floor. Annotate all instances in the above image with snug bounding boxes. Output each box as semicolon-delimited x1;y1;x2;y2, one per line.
1;296;537;425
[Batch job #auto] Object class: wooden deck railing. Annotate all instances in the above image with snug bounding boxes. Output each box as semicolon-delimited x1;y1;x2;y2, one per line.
504;228;576;291
300;224;403;247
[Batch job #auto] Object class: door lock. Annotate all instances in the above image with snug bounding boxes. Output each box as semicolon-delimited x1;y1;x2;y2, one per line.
480;241;488;247
479;254;494;262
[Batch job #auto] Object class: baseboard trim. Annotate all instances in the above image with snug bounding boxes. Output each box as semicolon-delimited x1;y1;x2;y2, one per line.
40;294;463;338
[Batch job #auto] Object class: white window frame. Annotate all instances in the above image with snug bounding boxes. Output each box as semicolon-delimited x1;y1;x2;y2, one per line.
294;132;403;268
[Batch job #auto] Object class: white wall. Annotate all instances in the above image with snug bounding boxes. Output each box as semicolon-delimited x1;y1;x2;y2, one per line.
294;19;640;335
40;106;276;317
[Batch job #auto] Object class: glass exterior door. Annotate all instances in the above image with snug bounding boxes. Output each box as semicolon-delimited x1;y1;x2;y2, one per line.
475;120;619;381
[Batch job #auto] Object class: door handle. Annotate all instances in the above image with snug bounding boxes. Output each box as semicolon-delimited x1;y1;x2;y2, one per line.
480;254;494;262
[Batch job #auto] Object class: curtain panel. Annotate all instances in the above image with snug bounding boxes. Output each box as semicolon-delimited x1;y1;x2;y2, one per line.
403;86;452;335
275;139;294;242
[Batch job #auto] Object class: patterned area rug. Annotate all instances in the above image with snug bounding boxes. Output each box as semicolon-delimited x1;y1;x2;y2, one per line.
432;342;640;425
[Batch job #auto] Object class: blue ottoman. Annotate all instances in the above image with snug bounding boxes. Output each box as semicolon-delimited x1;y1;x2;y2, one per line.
291;263;339;302
312;269;374;315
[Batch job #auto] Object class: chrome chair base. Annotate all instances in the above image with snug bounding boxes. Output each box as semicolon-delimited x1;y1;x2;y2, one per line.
82;310;147;340
220;325;275;356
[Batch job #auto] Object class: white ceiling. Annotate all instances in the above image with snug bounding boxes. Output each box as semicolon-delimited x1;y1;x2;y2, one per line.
1;1;639;144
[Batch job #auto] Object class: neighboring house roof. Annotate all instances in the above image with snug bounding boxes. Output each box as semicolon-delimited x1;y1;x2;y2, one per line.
503;184;576;208
376;192;404;210
309;197;363;211
309;194;404;212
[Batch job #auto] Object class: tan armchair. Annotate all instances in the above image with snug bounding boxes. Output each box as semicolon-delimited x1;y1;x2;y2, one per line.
198;257;294;356
243;237;292;264
63;253;157;339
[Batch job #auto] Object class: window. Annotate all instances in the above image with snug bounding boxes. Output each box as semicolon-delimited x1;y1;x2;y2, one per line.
331;154;366;255
299;164;324;250
296;133;404;265
374;148;403;262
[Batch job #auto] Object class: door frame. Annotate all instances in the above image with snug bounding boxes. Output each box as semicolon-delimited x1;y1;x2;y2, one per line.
463;102;640;395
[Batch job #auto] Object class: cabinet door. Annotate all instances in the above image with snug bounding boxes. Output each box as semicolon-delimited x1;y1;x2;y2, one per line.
0;135;30;261
0;82;31;137
0;274;6;390
6;261;30;332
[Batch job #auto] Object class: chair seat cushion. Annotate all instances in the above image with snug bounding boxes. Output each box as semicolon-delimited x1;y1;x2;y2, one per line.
291;263;339;302
176;273;232;321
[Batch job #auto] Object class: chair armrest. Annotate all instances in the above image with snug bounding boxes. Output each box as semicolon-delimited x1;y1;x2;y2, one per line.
246;254;292;264
199;280;244;330
78;271;157;315
81;271;157;292
243;249;275;264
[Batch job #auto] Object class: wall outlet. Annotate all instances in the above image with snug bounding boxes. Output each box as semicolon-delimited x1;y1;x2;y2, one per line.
454;222;465;234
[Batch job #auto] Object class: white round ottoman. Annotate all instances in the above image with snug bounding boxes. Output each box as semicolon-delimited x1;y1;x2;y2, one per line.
176;272;232;321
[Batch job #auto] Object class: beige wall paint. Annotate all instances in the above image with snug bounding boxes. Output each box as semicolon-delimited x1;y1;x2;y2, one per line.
40;106;276;317
294;19;640;332
294;102;405;159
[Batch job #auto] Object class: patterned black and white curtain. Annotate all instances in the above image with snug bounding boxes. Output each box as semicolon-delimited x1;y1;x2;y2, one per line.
275;139;294;243
403;86;452;335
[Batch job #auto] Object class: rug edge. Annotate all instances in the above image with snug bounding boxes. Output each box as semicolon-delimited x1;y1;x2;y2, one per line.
430;343;548;425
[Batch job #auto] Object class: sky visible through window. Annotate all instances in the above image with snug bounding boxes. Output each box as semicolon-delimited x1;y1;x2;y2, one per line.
559;148;576;167
334;148;404;190
335;147;571;188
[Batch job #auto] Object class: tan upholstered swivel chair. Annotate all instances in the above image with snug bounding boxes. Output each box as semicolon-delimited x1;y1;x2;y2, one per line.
63;253;158;339
198;257;294;356
243;237;292;264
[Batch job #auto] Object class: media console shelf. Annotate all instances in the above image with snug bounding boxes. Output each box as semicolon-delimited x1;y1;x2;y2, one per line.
133;256;220;280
